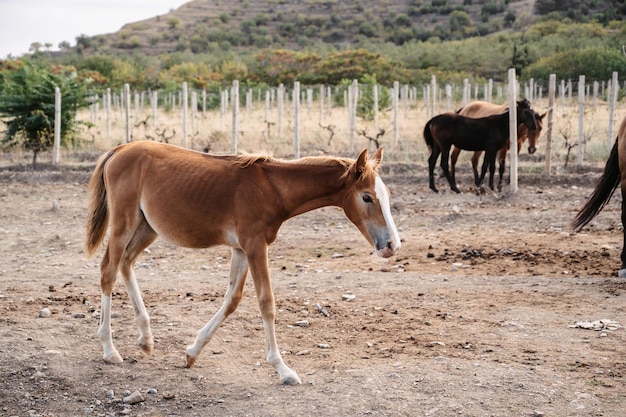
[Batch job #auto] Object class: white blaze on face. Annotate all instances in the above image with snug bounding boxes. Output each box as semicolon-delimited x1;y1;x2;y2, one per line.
375;176;401;252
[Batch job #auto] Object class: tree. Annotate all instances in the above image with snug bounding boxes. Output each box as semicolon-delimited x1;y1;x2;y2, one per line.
0;63;92;167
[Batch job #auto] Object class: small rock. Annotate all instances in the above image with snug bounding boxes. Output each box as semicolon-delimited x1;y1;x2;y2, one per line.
39;308;51;318
71;313;85;319
318;343;331;349
296;350;311;356
123;390;144;404
331;253;344;259
342;294;356;302
163;391;176;400
146;388;158;394
106;389;115;399
294;320;310;327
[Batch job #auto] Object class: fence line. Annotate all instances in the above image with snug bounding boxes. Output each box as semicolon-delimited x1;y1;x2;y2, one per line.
46;73;621;183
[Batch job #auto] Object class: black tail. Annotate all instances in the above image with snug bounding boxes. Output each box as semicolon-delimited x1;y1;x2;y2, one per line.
423;119;434;149
571;138;621;232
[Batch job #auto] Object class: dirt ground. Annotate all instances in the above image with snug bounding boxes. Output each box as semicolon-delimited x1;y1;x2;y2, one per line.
1;161;625;417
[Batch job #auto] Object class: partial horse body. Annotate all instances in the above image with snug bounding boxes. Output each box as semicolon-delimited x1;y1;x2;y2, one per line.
423;99;537;193
85;141;401;384
572;115;626;277
451;100;546;192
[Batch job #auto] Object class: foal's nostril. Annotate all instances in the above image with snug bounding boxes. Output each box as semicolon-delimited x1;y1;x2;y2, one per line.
386;241;393;250
528;146;536;154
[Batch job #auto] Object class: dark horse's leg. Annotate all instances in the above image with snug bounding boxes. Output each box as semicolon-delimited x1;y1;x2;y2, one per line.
450;147;461;191
441;147;461;193
477;150;496;192
497;148;507;192
471;151;482;186
428;147;441;193
621;194;626;278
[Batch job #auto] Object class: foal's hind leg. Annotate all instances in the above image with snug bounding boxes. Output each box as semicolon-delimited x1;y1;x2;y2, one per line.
98;213;144;364
98;213;156;363
186;248;249;366
119;219;158;355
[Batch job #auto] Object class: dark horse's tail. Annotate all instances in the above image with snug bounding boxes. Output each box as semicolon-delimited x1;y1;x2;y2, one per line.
85;146;122;256
571;138;621;232
423;118;435;149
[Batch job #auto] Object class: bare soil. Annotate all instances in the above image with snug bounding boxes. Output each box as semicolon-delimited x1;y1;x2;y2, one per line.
1;163;625;417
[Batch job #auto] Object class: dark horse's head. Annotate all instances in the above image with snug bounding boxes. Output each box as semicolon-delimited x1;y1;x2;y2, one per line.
526;111;547;154
516;99;541;154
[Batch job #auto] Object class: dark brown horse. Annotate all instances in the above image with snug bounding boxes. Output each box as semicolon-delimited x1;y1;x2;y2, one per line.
451;101;546;192
85;141;401;385
572;115;626;277
423;99;537;193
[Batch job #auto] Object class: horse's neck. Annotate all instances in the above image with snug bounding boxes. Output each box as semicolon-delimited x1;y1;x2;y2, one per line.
265;163;347;219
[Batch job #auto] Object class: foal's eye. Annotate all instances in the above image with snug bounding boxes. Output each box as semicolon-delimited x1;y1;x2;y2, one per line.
362;194;373;203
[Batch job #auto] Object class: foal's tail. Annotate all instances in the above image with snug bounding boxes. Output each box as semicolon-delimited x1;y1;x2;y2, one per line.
85;148;117;256
571;138;621;232
423;119;435;149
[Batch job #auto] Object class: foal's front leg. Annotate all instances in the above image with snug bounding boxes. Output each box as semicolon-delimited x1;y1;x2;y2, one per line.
247;242;301;385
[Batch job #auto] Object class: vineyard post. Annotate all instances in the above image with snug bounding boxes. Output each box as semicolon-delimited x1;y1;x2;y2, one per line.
106;88;111;138
53;86;61;165
182;82;188;148
124;83;130;143
544;74;556;177
608;71;619;150
278;83;284;139
373;84;379;131
577;75;585;167
231;80;239;153
293;81;300;158
393;81;399;147
319;85;324;127
151;90;157;135
431;75;437;116
508;68;518;194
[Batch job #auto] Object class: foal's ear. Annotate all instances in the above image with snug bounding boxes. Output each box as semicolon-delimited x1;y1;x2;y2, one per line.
352;149;369;178
371;147;384;169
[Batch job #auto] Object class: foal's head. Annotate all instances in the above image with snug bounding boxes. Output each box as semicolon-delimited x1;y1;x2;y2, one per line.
341;148;401;258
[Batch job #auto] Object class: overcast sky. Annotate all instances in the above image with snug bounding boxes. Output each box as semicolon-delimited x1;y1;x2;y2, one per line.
0;0;188;58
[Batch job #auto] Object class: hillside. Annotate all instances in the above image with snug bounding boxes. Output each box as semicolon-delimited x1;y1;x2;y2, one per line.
73;0;624;57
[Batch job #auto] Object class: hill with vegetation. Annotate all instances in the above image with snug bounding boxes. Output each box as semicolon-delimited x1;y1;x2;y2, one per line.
69;0;624;56
9;0;626;91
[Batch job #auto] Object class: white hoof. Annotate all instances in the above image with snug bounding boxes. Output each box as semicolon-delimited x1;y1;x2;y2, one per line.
618;269;626;278
103;350;123;364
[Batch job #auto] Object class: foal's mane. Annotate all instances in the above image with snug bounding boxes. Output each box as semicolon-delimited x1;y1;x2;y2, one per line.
236;154;352;169
234;153;378;181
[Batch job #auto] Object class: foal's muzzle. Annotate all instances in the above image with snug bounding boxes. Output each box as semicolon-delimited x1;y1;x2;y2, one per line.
528;146;537;154
375;239;399;258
